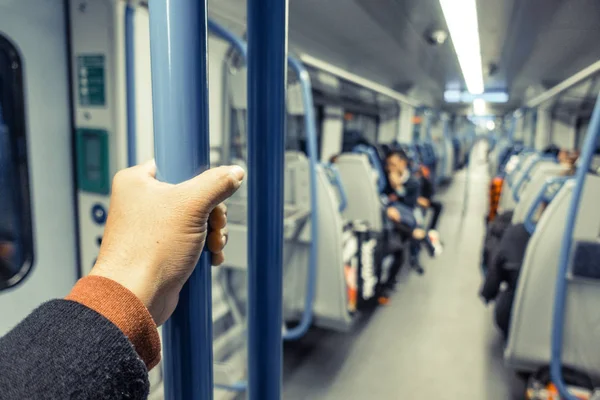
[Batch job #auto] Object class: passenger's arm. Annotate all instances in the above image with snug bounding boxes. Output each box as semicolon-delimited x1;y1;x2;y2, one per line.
480;252;505;302
400;177;421;208
417;196;430;208
0;286;154;399
0;160;244;399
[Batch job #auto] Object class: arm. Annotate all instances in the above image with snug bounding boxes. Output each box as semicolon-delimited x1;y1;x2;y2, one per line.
0;160;244;399
400;177;421;208
0;282;156;399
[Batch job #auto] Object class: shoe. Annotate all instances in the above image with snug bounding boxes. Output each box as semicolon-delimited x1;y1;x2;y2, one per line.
413;265;425;275
422;238;435;257
428;230;444;256
378;296;391;305
410;259;425;275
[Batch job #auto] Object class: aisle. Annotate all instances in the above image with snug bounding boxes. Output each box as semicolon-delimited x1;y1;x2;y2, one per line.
282;144;526;399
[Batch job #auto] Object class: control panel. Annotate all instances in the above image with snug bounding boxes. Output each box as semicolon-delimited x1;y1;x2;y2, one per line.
70;0;127;276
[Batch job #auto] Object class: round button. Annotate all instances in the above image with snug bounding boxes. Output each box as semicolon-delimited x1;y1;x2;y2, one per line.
91;204;107;225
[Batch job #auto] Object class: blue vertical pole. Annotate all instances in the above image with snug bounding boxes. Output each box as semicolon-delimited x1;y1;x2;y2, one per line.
247;0;288;398
148;1;213;399
124;2;136;167
551;93;600;400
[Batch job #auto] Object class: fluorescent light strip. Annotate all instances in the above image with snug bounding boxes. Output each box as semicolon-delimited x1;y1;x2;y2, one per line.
440;0;484;94
444;90;509;103
473;98;486;115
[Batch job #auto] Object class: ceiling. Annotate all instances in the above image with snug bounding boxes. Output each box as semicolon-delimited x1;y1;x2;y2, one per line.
209;0;600;114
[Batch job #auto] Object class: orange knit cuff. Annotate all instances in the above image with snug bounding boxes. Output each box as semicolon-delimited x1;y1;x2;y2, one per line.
66;275;161;370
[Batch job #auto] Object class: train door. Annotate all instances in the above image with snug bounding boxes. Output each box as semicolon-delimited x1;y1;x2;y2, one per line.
0;0;78;335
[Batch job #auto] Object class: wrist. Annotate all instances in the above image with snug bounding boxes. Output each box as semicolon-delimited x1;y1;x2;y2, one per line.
89;262;157;321
66;275;162;369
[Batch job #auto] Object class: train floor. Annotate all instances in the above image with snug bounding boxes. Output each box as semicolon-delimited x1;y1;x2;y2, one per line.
282;146;527;399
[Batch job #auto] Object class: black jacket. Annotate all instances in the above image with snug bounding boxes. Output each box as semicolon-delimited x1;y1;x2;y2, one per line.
481;211;514;274
481;223;531;302
419;175;435;200
0;300;149;399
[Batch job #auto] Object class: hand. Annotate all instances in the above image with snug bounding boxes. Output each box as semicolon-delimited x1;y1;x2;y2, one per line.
386;207;401;223
0;241;13;261
90;160;245;326
388;171;403;189
417;197;430;208
388;193;399;202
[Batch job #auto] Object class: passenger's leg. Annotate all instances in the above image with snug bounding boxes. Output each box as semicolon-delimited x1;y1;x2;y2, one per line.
494;289;515;340
383;250;405;289
409;240;424;275
428;200;443;230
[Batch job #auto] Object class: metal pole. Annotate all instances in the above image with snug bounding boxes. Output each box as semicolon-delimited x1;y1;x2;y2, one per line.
551;92;600;400
124;2;136;167
148;1;213;399
246;0;288;398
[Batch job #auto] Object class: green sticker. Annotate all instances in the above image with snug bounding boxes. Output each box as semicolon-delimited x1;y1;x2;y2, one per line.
77;55;106;106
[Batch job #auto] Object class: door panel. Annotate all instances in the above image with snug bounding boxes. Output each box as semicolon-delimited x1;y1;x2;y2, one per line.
0;0;77;336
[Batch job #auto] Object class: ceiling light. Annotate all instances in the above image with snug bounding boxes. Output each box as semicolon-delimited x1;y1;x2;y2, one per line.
439;0;484;94
486;120;496;131
473;98;486;115
444;90;509;103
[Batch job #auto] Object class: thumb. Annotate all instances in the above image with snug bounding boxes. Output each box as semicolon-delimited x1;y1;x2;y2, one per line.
178;165;245;210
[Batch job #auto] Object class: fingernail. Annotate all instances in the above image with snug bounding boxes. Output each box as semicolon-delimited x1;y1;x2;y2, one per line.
230;166;245;182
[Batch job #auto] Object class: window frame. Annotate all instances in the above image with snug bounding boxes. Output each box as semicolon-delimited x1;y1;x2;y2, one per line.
0;33;34;290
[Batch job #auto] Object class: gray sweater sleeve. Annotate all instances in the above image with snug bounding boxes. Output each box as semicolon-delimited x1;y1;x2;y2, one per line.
0;299;150;400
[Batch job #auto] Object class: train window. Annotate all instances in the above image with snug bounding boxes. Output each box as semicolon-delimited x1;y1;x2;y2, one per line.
0;34;33;290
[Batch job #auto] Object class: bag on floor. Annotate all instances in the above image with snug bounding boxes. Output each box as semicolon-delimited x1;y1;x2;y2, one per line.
341;221;384;311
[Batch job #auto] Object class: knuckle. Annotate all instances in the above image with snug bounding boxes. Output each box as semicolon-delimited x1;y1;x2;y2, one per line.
112;169;129;188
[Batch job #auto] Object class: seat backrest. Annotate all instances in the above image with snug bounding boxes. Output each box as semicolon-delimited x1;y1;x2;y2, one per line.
335;153;382;232
512;163;568;224
353;144;386;193
505;174;600;375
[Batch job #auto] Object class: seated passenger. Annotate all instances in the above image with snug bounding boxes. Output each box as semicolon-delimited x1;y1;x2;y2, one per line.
480;222;531;339
415;165;443;251
481;160;578;338
481;210;514;274
382;151;435;281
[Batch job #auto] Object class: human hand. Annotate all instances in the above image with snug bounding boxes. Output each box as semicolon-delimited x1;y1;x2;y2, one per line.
89;160;245;325
0;241;13;261
386;207;401;223
388;171;403;189
417;197;430;208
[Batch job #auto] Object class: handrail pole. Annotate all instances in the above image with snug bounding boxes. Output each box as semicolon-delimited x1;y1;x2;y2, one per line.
124;2;136;167
149;1;213;399
551;92;600;400
246;0;289;399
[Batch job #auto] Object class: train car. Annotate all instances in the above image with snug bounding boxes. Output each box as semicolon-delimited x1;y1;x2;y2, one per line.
1;1;600;399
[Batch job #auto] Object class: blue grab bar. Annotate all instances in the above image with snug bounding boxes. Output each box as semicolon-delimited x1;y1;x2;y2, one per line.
207;19;318;343
247;0;288;398
551;93;600;400
208;19;247;58
124;3;136;167
324;163;348;212
284;55;319;341
149;1;213;398
523;176;571;235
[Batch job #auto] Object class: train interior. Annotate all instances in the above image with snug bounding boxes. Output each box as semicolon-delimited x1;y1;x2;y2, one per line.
1;0;600;399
